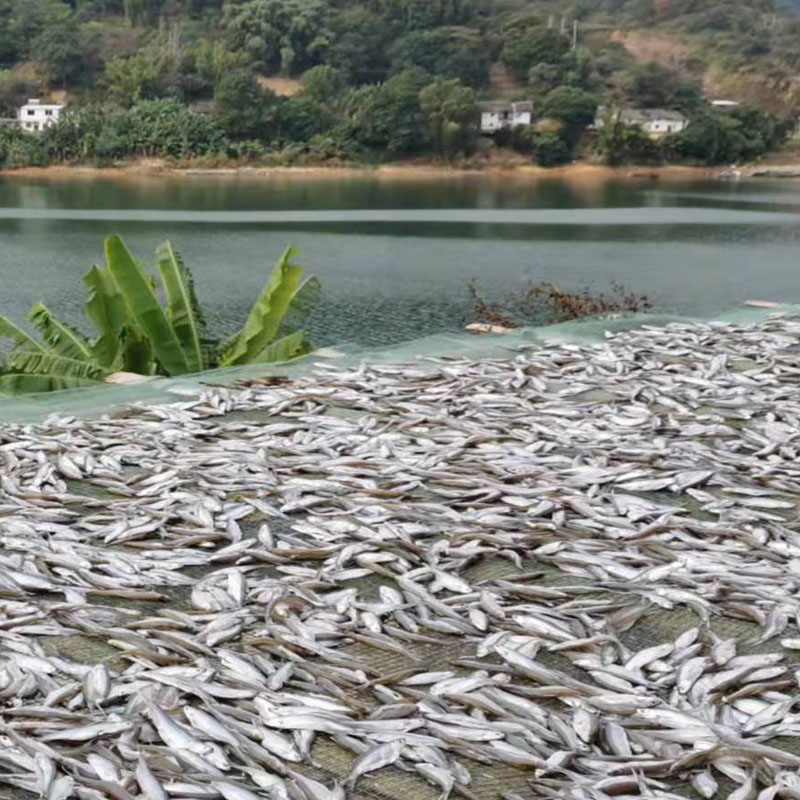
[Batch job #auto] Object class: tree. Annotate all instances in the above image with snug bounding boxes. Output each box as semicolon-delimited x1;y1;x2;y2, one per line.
623;62;702;113
123;0;169;26
419;77;477;158
502;28;570;80
190;40;249;94
0;126;48;168
380;0;484;31
274;94;333;142
123;100;228;157
0;0;20;67
338;68;428;155
301;64;344;103
388;27;489;88
222;0;333;75
326;5;390;85
33;8;85;86
598;110;662;165
672;107;788;165
528;62;563;95
542;86;597;132
8;0;68;43
215;69;276;139
531;131;570;166
103;48;174;105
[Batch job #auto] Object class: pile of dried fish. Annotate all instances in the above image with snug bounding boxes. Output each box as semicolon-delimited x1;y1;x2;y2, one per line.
1;315;800;799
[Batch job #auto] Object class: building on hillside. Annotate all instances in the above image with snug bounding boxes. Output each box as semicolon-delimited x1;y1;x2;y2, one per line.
595;108;688;139
710;99;740;111
18;99;64;132
479;101;533;134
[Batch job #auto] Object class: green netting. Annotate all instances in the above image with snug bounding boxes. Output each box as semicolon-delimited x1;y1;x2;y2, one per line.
0;304;798;426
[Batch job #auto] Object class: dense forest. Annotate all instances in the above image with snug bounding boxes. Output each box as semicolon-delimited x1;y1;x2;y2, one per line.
0;0;796;167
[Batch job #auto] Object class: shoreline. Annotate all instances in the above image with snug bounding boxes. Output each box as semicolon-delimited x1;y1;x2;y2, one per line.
0;160;724;182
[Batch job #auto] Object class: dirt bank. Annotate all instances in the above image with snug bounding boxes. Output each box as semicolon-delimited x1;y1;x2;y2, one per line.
0;159;719;183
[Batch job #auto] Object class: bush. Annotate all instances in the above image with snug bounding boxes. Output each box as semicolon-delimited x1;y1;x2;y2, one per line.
470;279;652;326
0;127;48;167
531;132;571;166
598;113;663;166
306;132;360;161
672;108;788;165
502;28;570;80
388;28;489;88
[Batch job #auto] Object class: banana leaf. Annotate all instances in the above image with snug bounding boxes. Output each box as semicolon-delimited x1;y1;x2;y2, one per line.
105;235;190;376
0;350;107;395
119;325;154;375
276;276;322;340
83;264;129;368
29;303;94;361
248;330;313;363
0;374;102;395
219;247;305;367
7;350;108;381
156;241;205;373
0;314;44;353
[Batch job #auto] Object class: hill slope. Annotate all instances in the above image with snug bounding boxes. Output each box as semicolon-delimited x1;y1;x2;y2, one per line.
0;0;797;111
0;1;794;168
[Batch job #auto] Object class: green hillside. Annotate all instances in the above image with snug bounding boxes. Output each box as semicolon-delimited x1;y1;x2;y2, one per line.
0;0;796;167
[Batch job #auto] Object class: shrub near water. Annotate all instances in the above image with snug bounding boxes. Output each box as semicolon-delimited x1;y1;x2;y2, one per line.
0;236;320;395
470;279;652;328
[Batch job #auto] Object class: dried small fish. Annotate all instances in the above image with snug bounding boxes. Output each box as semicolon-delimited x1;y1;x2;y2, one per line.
0;315;797;800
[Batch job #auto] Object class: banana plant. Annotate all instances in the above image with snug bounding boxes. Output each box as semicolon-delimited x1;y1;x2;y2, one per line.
0;235;320;395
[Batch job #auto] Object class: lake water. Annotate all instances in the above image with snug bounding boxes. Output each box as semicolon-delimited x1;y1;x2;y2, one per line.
1;172;800;348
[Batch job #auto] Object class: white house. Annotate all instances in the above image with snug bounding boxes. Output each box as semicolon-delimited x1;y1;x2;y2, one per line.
18;99;64;132
596;108;688;139
479;101;533;134
710;99;740;110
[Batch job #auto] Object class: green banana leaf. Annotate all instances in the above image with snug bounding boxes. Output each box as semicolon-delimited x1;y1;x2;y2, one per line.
0;350;107;395
29;303;94;361
277;276;322;339
156;241;205;373
119;325;155;375
0;236;319;395
6;350;108;381
105;235;190;376
248;330;313;363
0;374;102;395
83;264;130;368
0;313;44;353
219;247;305;367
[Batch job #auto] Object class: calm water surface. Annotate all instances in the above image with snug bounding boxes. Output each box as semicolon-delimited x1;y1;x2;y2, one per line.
1;173;799;347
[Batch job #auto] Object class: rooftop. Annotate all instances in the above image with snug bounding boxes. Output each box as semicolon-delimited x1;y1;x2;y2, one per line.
479;100;533;113
21;98;64;108
621;107;688;122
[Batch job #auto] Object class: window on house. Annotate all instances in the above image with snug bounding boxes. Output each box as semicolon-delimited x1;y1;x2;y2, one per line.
27;109;34;116
45;110;52;116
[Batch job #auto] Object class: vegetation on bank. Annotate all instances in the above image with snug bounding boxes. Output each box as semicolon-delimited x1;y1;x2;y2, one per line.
0;235;319;393
0;1;796;169
470;279;652;327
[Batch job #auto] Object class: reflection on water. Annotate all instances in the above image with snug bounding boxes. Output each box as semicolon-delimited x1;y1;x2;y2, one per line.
0;173;799;347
